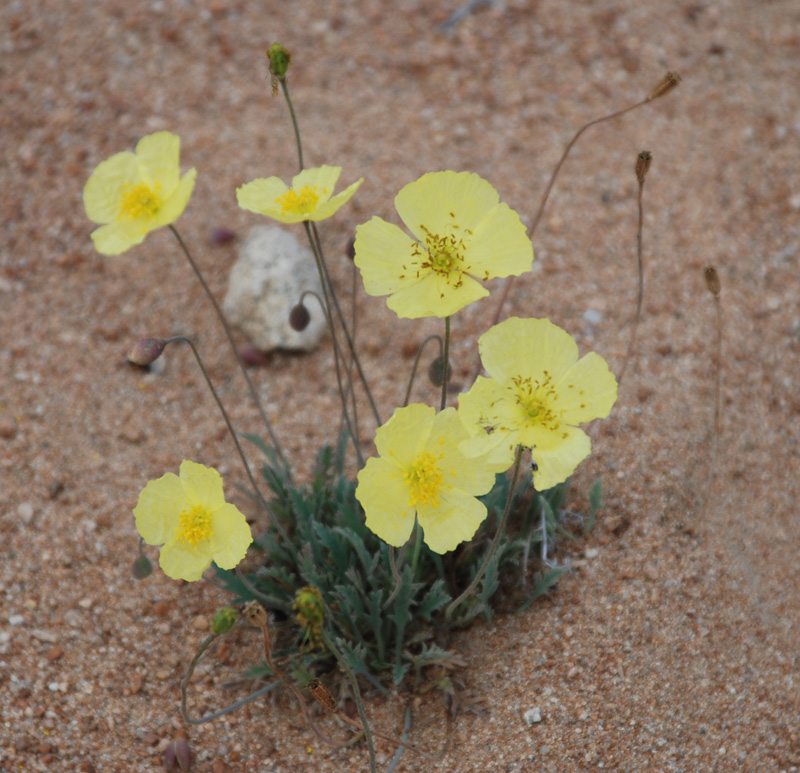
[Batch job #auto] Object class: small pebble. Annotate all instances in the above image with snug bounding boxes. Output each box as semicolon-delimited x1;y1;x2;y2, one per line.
524;707;543;726
585;548;599;559
582;308;603;325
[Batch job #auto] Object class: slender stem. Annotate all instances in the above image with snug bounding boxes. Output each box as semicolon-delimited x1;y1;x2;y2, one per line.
310;222;382;427
409;522;424;578
382;543;408;611
168;225;291;480
302;223;365;467
164;335;288;542
446;446;524;621
402;334;443;407
318;630;378;773
440;316;451;411
280;79;304;172
618;167;647;385
488;97;650;333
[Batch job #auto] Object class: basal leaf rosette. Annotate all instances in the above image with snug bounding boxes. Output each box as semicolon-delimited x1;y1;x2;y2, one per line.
83;131;197;255
355;403;507;554
459;317;618;490
354;171;533;319
134;460;252;582
237;165;363;223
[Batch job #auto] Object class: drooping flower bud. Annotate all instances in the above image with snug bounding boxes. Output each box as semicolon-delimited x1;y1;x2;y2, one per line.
132;554;153;580
289;303;311;332
428;356;452;388
211;606;239;636
127;338;166;366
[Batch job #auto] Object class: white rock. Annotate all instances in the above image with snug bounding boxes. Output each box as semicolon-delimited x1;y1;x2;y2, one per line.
223;226;327;352
524;707;543;725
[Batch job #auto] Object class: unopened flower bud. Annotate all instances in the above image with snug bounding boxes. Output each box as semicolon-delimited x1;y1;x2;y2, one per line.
704;265;721;297
293;586;324;629
163;736;192;771
267;43;291;80
648;71;681;102
428;356;452;388
345;236;356;261
127;338;166;366
211;606;239;636
132;554;153;580
289;303;311;332
635;151;652;183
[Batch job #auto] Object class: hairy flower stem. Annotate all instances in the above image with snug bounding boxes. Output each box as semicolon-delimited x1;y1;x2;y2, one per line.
445;446;524;621
440;316;451;411
310;222;382;427
302;224;365;467
279;79;304;172
168;225;291;480
163;335;289;542
402;334;443;407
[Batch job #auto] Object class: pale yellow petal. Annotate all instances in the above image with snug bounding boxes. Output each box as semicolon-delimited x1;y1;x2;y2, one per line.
236;177;290;215
133;471;186;546
310;177;363;220
462;203;533;279
136;131;181;196
552;352;618;423
83;151;139;224
395;171;499;242
386;272;488;319
153;168;196;228
209;503;253;569
479;317;579;384
530;426;591;490
374;403;434;466
90;219;150;255
354;217;422;296
291;165;341;202
356;456;417;547
180;460;226;511
417;487;488;554
159;538;213;582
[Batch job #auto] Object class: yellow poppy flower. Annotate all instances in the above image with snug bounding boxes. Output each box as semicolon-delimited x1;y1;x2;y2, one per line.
459;317;618;490
83;131;196;255
356;404;506;554
237;165;363;223
353;171;533;319
133;460;252;582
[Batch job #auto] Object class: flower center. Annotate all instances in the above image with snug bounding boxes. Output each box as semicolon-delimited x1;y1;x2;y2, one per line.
401;214;475;294
276;185;322;216
175;504;214;547
118;181;163;220
512;372;563;431
404;451;444;509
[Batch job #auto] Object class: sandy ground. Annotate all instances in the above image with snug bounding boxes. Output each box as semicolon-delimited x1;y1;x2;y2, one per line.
2;0;799;771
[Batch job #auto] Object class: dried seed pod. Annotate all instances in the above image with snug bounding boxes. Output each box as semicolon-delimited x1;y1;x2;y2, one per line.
308;678;337;712
704;266;721;297
648;71;681;101
241;600;268;628
635;151;652;183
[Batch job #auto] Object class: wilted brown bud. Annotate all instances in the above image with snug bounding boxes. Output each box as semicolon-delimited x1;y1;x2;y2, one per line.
127;338;166;366
704;265;721;297
163;736;192;771
289;303;311;332
428;356;452;388
635;151;652;183
241;600;268;628
648;71;681;102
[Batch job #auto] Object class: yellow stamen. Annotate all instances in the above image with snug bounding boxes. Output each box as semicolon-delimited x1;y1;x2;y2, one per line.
512;372;563;431
118;181;163;220
404;452;444;509
175;504;214;547
276;185;321;216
